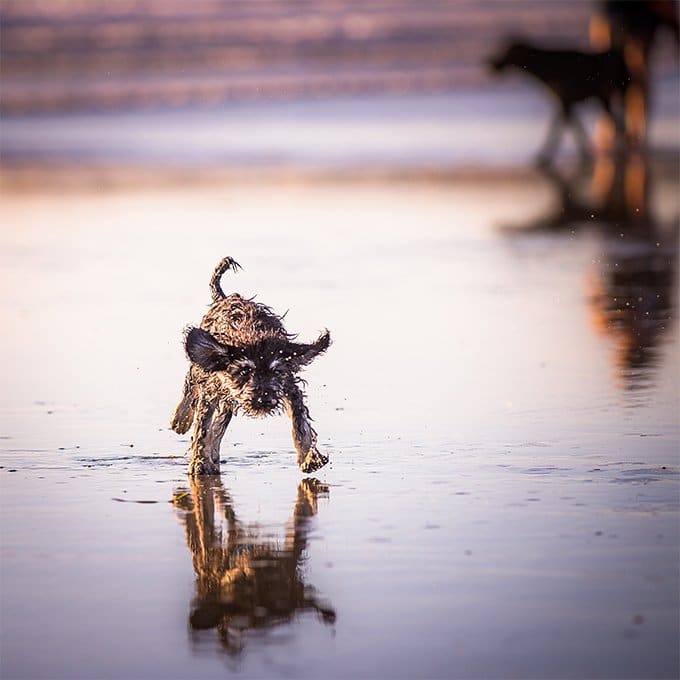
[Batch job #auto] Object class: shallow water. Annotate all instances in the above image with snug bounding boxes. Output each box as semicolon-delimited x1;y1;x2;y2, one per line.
1;168;678;678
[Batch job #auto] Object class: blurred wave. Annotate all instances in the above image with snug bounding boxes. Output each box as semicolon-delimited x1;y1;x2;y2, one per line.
1;1;677;177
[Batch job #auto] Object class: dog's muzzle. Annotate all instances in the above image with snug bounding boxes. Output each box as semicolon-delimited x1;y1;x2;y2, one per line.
247;394;279;416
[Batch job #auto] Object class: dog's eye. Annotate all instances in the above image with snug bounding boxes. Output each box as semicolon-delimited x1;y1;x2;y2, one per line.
233;364;253;380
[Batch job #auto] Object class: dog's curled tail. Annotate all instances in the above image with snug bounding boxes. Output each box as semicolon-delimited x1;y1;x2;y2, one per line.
210;256;242;302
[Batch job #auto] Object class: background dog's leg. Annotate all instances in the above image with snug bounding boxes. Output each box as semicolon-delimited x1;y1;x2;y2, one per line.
188;398;232;475
171;371;197;434
569;113;592;163
284;385;328;474
600;95;627;148
537;108;565;164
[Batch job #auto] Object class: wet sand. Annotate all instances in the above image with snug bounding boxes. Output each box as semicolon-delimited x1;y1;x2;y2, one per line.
2;87;679;172
1;170;678;678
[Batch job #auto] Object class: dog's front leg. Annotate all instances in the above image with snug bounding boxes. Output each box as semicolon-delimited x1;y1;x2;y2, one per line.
188;397;232;476
284;385;328;474
537;108;566;164
171;370;198;434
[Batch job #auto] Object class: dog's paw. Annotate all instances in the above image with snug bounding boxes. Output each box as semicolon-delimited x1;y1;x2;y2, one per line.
300;448;329;474
170;411;193;435
187;458;221;476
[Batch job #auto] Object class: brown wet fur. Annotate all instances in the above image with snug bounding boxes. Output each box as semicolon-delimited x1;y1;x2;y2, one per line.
171;256;331;476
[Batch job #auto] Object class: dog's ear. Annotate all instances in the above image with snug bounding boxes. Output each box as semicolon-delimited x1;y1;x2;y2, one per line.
284;330;331;369
185;327;233;372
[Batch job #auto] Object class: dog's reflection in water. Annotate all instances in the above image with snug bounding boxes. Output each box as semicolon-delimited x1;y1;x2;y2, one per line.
173;477;335;656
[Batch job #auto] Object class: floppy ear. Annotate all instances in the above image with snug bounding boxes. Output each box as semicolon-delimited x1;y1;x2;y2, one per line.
185;327;233;372
286;330;331;368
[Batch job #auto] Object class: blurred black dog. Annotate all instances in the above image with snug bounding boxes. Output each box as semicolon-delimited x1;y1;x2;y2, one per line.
171;257;331;475
488;41;631;162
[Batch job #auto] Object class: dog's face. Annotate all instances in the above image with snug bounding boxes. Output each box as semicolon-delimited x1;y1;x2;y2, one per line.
186;327;330;417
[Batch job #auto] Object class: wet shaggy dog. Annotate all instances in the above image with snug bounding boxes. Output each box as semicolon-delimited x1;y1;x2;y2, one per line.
488;41;631;162
171;257;331;475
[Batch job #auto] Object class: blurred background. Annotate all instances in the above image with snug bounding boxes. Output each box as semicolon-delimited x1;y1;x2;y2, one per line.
1;0;678;175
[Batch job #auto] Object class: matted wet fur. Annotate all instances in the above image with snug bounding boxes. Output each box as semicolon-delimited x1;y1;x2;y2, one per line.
171;256;331;475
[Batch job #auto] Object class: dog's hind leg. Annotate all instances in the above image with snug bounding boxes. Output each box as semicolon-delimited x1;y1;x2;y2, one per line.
188;398;233;476
284;384;329;474
599;95;627;148
171;371;198;434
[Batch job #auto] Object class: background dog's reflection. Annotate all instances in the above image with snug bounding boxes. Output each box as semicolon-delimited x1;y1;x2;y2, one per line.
500;154;678;389
173;477;335;656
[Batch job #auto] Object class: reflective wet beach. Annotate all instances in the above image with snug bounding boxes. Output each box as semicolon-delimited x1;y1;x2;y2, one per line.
1;154;678;677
